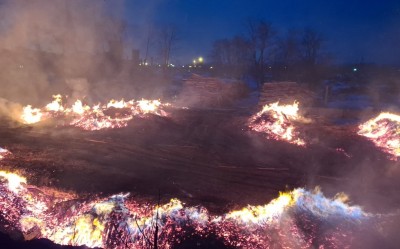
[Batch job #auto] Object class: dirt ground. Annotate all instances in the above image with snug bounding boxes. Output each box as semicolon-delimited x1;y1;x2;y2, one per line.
0;107;398;216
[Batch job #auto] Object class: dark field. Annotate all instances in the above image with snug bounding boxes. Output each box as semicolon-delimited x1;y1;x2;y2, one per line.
1;107;398;215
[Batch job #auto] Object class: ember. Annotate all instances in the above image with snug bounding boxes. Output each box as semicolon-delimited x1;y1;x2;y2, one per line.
0;147;10;159
0;165;371;249
20;95;169;131
249;101;307;145
358;112;400;160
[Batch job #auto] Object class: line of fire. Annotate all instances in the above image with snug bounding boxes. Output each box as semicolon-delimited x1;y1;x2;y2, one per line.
0;1;399;249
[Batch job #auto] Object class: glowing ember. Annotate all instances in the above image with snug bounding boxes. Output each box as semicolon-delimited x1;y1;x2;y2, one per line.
20;95;169;131
249;101;306;145
358;112;400;160
0;171;26;194
0;171;370;248
0;147;10;159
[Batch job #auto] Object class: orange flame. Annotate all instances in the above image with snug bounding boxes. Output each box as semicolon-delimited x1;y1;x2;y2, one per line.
20;95;169;131
21;105;43;124
0;171;26;194
358;112;400;160
226;192;295;223
0;170;369;248
249;102;306;145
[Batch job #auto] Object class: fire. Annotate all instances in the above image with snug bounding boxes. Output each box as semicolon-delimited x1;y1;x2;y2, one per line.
21;105;43;124
249;101;306;145
45;94;64;112
71;100;90;115
358;112;400;160
106;99;131;109
20;95;169;131
0;170;370;248
226;192;295;223
0;171;26;194
137;99;161;114
0;147;10;159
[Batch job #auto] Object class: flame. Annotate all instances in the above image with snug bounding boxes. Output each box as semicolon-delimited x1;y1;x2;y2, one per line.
137;99;161;114
249;102;306;145
0;170;370;248
45;94;64;112
106;99;130;109
71;100;90;115
0;171;26;194
226;192;295;223
20;95;169;131
358;112;400;160
21;105;43;124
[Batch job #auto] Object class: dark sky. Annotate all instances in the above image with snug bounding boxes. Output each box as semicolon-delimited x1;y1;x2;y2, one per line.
123;0;400;65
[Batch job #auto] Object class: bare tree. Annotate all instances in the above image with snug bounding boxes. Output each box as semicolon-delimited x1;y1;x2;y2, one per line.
276;29;301;66
211;39;230;65
210;36;252;78
301;28;323;66
246;19;275;84
144;26;155;65
158;25;178;67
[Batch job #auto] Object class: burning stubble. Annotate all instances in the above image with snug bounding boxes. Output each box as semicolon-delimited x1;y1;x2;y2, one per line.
0;1;398;248
0;161;373;249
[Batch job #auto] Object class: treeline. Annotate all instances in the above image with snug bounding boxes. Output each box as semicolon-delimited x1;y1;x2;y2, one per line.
209;19;330;88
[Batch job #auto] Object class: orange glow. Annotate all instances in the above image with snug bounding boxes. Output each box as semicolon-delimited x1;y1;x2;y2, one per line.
358;112;400;160
249;101;306;145
21;105;43;124
0;171;368;248
45;94;64;112
226;192;295;223
20;95;169;130
0;170;26;194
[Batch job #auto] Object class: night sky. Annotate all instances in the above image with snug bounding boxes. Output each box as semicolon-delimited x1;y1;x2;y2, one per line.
123;0;400;65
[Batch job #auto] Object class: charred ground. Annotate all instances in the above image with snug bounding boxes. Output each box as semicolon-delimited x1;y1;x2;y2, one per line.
0;107;398;215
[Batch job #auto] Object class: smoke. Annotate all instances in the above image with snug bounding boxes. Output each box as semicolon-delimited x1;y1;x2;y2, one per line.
0;0;149;116
0;98;22;121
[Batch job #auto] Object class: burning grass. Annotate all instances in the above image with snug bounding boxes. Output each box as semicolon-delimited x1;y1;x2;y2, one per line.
1;97;398;248
21;95;169;131
358;112;400;160
0;165;370;249
248;101;308;146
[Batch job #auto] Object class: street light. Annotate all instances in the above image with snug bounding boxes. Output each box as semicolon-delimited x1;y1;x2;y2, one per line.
198;57;203;63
